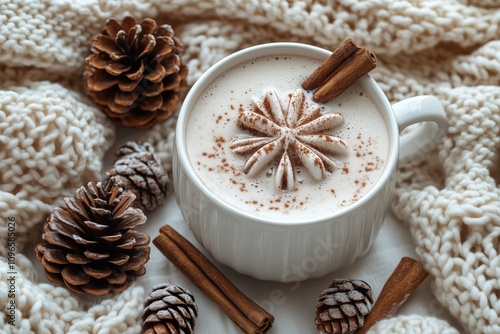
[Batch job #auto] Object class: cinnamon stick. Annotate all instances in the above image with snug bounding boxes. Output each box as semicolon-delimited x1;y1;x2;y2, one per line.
153;225;274;334
302;37;360;90
357;257;429;334
302;38;377;104
313;48;376;103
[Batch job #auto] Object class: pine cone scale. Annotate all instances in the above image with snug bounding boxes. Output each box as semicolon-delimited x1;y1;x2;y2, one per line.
138;36;156;58
46;220;76;238
117;77;140;92
115;90;140;106
83;249;109;260
41;258;63;274
325;308;342;320
92;34;119;54
87;54;109;69
107;269;127;284
110;50;128;61
132;266;147;276
123;252;149;271
140;18;156;35
73;234;97;245
87;71;118;91
62;265;91;285
141;81;164;97
170;309;187;327
108;254;129;265
152;66;173;82
67;252;91;264
83;263;112;279
127;161;152;176
121;112;155;128
160;93;179;112
101;233;122;242
82;280;110;296
114;30;127;49
144;313;160;323
340;303;357;317
152;37;175;58
45;270;64;283
42;248;69;264
62;199;89;221
130;231;151;245
107;61;131;76
355;301;371;315
154;323;169;334
126;25;140;47
44;231;77;249
115;237;136;250
145;63;166;82
105;18;122;37
114;213;147;230
139;93;162;111
112;195;136;216
165;67;182;83
127;61;145;80
82;220;108;231
161;57;180;76
106;103;131;117
348;289;364;301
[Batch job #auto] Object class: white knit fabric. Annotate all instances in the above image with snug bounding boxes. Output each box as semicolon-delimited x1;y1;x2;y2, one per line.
1;0;499;333
367;315;461;334
0;75;115;254
0;259;144;334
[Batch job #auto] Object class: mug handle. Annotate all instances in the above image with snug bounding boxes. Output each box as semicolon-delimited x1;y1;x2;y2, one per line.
392;95;448;163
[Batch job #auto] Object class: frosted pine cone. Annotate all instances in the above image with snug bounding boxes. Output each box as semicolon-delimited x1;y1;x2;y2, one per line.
35;179;150;296
85;16;188;129
106;141;169;212
142;283;198;334
315;279;373;334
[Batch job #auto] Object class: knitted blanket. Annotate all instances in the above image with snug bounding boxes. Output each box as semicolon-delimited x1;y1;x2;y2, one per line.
1;0;499;333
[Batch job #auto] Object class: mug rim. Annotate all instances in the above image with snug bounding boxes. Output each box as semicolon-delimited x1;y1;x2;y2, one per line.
175;42;400;227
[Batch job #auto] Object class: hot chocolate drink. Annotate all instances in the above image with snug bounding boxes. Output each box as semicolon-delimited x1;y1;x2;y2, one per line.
185;54;389;222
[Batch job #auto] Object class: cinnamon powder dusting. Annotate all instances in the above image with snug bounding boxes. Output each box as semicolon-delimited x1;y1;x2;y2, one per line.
341;132;384;207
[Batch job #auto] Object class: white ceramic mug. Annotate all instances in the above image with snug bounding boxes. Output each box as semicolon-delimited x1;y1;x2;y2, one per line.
172;43;448;282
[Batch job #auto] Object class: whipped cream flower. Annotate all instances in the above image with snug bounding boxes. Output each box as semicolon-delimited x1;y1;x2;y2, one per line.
230;88;348;191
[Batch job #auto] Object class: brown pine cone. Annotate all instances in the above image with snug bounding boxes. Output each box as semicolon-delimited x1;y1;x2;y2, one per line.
106;141;169;212
315;279;374;334
34;179;150;296
142;283;198;334
85;16;188;129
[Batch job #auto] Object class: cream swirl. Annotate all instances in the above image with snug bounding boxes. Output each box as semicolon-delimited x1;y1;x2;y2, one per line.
230;88;348;191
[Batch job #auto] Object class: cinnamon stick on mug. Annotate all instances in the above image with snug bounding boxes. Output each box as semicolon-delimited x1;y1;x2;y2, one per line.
302;37;360;90
153;225;274;334
302;38;377;103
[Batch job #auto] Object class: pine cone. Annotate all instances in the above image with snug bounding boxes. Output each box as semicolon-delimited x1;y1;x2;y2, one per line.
106;141;169;212
85;16;188;129
34;179;150;296
142;283;198;334
315;279;374;334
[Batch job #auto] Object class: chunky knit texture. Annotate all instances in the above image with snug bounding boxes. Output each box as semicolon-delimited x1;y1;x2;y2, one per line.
1;0;499;333
367;315;461;334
